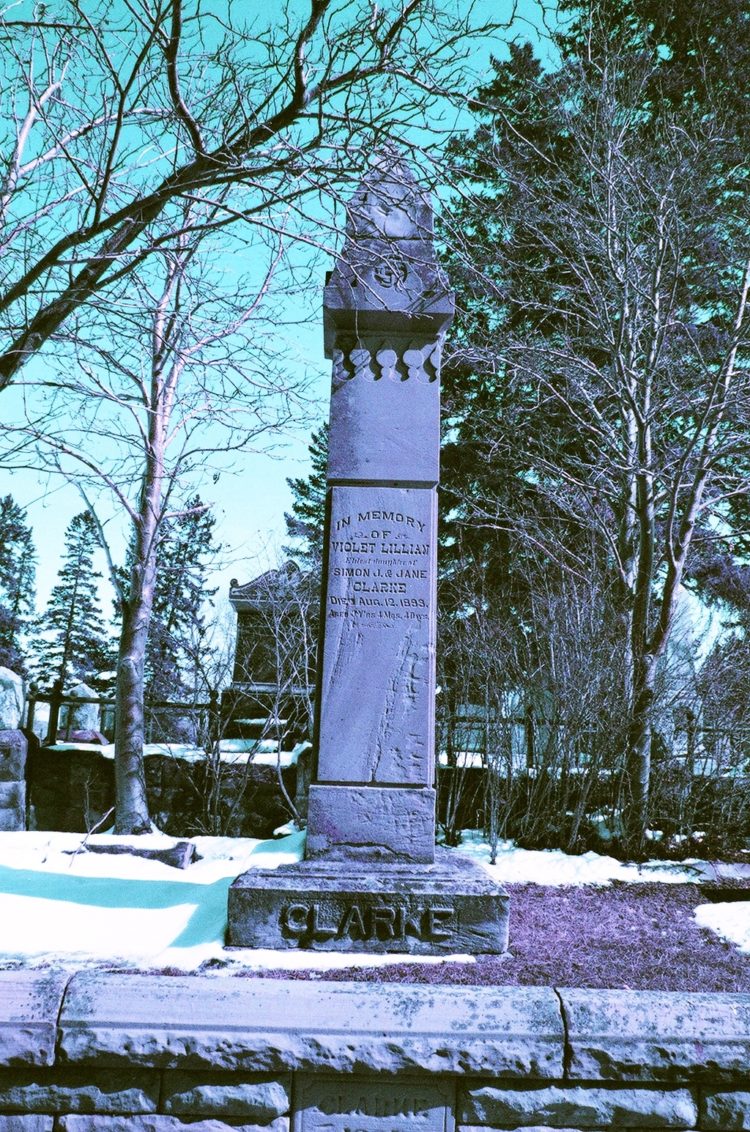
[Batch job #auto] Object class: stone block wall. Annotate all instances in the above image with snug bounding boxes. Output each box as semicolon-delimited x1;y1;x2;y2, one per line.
3;970;750;1129
26;749;297;838
0;730;27;831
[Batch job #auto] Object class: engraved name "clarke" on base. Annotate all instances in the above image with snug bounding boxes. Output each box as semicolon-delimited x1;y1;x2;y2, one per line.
281;902;455;942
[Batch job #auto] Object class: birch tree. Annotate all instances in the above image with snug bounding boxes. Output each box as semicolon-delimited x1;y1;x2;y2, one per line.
10;204;302;831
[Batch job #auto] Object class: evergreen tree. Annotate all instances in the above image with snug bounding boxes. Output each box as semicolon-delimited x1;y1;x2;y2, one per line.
440;0;750;850
36;511;109;687
284;423;328;570
145;497;219;701
0;495;36;674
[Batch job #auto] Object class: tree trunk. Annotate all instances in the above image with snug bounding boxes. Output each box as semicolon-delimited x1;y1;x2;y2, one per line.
114;594;154;834
111;251;179;832
624;651;657;857
113;443;163;833
113;469;161;834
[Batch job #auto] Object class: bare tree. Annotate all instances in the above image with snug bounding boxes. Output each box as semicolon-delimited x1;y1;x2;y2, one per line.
443;23;750;853
439;529;629;854
0;0;516;388
10;204;303;832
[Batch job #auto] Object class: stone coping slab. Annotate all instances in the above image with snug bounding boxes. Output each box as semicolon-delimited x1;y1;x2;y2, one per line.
560;988;750;1082
4;973;750;1085
58;975;563;1078
0;971;69;1067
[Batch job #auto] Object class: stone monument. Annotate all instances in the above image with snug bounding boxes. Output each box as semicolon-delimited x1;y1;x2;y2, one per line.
0;667;26;831
228;149;509;953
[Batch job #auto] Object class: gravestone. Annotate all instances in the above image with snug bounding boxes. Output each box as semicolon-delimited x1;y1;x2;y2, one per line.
67;683;100;733
228;149;508;953
0;729;26;831
0;668;27;830
0;667;23;730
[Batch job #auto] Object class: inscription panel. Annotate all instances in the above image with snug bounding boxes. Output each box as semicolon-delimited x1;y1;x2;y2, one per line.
317;486;436;785
294;1075;455;1132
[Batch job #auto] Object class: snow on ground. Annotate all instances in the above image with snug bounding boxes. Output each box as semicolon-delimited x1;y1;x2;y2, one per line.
47;739;310;767
694;902;750;954
0;830;470;974
0;828;748;973
0;829;304;973
457;829;712;886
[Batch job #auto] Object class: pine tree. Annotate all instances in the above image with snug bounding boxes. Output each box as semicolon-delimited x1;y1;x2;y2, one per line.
284;423;328;570
0;495;36;674
440;0;750;850
36;511;109;688
145;497;219;702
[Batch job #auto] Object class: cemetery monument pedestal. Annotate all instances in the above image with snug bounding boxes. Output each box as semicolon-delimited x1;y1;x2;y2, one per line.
227;150;509;954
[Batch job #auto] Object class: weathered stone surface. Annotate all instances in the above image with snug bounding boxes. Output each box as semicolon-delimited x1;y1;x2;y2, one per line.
58;1119;288;1132
323;148;453;350
326;366;440;483
561;989;750;1081
305;785;436;863
301;149;452;887
66;684;100;733
0;971;69;1067
0;805;25;832
228;149;506;954
162;1071;290;1118
460;1083;697;1128
228;851;508;953
344;151;436;241
457;1128;695;1132
702;1089;750;1128
0;670;23;730
0;1118;53;1131
295;1074;454;1131
59;975;562;1077
316;486;436;783
0;1067;158;1113
0;782;24;809
0;732;25;827
27;744;293;839
0;730;26;781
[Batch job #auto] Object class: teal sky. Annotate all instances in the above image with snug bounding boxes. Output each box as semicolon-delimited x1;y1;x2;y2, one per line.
2;0;556;621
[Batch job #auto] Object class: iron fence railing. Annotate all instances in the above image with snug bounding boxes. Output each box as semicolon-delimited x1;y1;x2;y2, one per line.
25;680;220;748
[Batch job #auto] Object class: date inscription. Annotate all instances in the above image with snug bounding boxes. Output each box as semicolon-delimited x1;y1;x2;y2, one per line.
327;502;433;626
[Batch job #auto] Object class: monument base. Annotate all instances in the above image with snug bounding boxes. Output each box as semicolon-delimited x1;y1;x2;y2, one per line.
226;849;509;955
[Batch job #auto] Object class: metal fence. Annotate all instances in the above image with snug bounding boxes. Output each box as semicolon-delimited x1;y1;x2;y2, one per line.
25;680;220;748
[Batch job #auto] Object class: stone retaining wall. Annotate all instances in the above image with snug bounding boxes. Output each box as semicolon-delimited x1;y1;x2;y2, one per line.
26;748;298;839
0;731;27;832
2;971;750;1130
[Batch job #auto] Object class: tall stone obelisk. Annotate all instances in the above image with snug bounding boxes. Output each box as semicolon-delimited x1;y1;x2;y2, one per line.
305;149;448;864
228;150;508;953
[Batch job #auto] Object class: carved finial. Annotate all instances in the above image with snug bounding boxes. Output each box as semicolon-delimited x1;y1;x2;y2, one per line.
323;147;453;355
345;143;433;242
